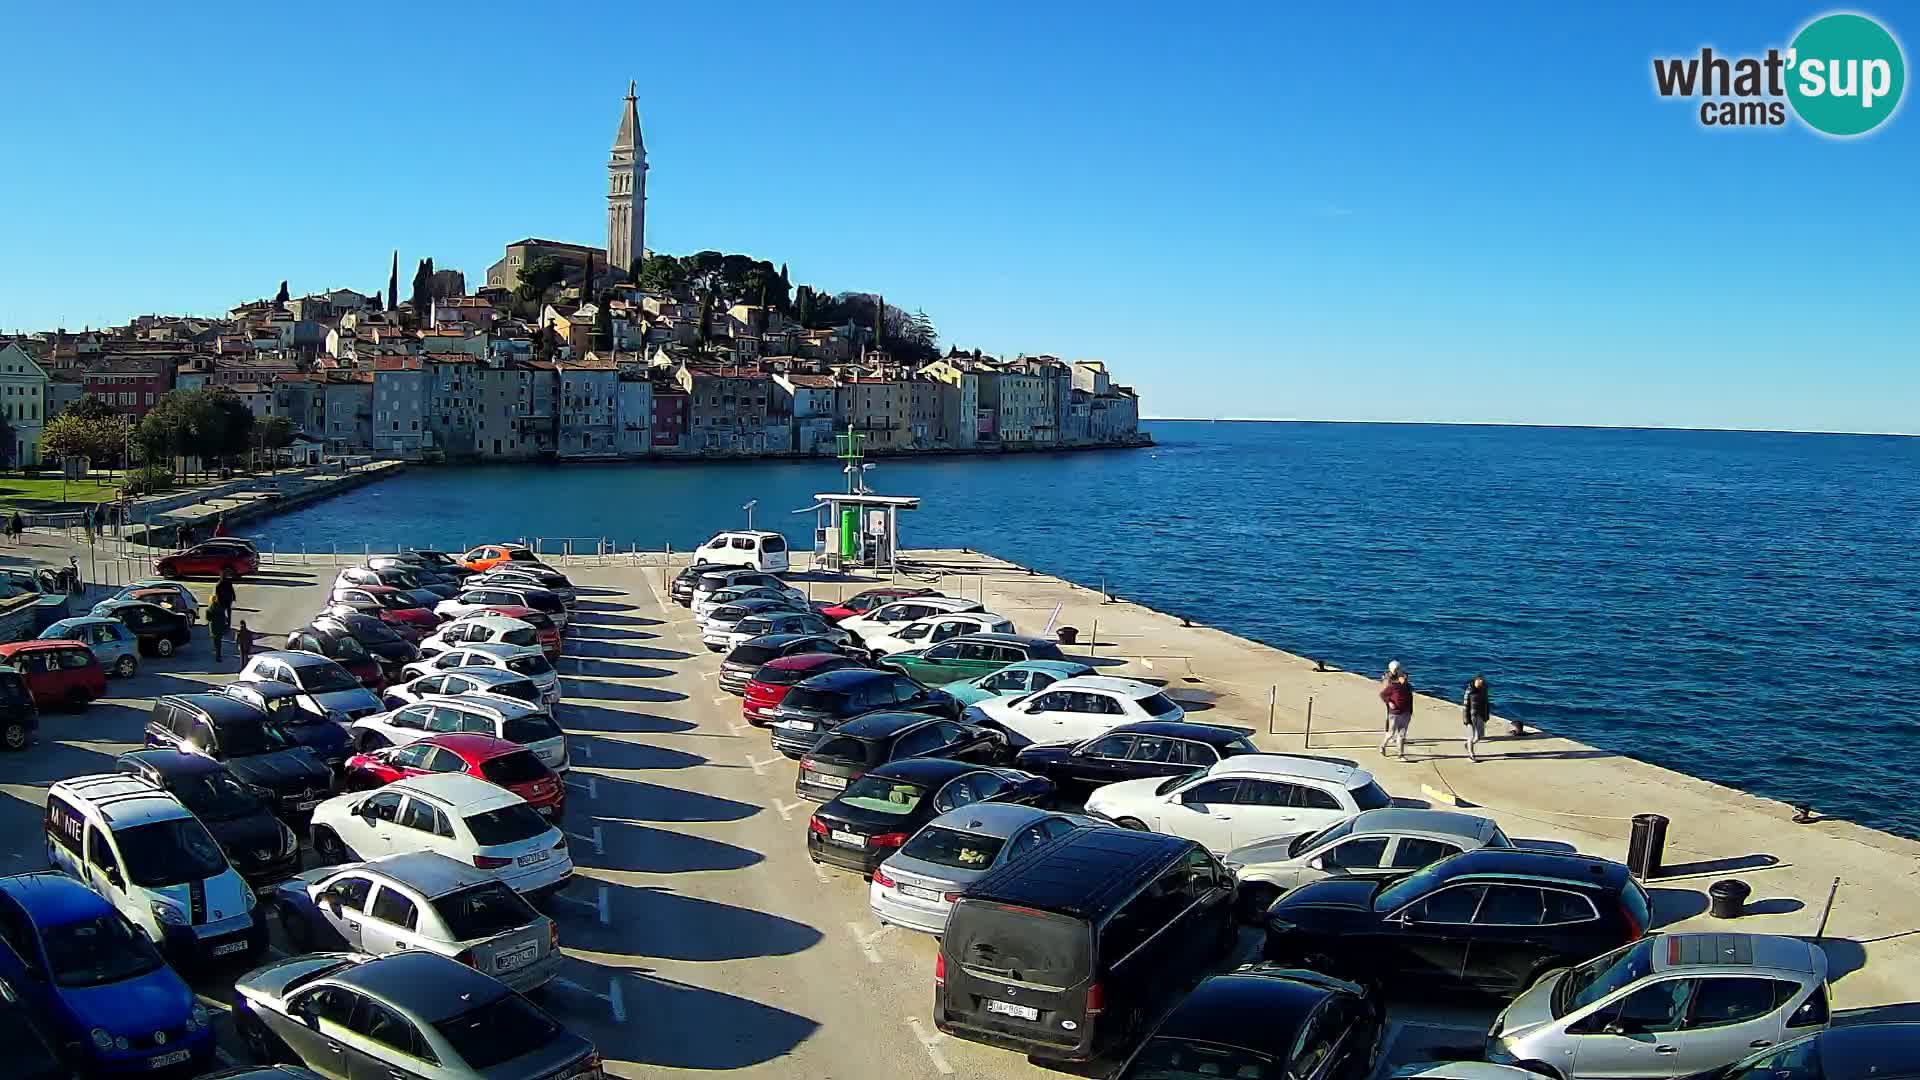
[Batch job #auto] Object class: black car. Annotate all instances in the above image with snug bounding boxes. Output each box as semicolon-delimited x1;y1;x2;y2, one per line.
769;668;961;758
807;758;1051;876
219;680;353;771
1682;1022;1920;1080
197;1069;329;1080
1263;848;1651;997
671;562;725;605
311;611;419;675
401;549;474;581
1014;720;1264;800
718;634;862;695
114;750;301;885
797;711;1006;801
93;599;193;657
935;828;1237;1064
143;694;335;823
0;670;39;754
1113;964;1385;1080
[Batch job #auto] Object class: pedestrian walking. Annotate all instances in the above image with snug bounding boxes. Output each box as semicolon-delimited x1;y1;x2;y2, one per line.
1462;674;1492;761
6;512;21;544
207;602;230;663
214;568;237;611
212;514;229;538
1379;661;1414;759
236;621;257;665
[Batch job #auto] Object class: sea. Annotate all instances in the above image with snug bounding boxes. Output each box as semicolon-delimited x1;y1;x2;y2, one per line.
254;421;1920;837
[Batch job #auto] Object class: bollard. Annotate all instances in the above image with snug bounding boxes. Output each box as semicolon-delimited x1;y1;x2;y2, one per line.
1268;686;1277;736
1814;877;1842;939
1303;696;1314;748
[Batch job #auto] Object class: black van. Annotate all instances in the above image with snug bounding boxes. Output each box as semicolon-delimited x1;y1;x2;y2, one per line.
934;828;1236;1064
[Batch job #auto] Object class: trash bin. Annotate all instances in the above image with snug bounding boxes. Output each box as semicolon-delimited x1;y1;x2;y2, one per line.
1056;627;1079;646
1627;813;1669;879
1709;879;1751;918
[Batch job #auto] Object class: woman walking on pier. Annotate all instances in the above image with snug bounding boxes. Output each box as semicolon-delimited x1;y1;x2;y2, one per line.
1379;661;1414;759
1462;674;1492;761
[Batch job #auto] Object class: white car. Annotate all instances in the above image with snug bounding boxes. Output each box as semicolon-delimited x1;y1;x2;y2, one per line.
399;642;561;707
1224;808;1510;912
235;650;385;722
381;666;548;715
308;773;573;900
692;584;808;623
1086;754;1393;854
863;612;1015;657
971;675;1185;745
434;585;568;631
418;614;546;659
837;596;983;644
349;696;570;773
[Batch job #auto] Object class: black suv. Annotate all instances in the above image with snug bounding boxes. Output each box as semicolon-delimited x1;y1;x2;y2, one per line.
796;711;1006;801
143;694;334;822
1262;848;1651;997
936;828;1237;1065
1113;965;1385;1080
311;611;419;675
671;562;728;605
768;668;960;758
115;750;301;885
718;633;862;695
1014;720;1264;800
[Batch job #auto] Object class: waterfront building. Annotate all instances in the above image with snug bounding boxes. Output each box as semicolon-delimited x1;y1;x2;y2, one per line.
374;357;430;459
616;373;653;456
46;374;83;420
843;376;910;451
775;372;841;456
81;357;171;421
318;372;374;451
908;378;939;449
1072;360;1110;395
976;365;1053;445
918;360;978;450
0;343;49;466
679;365;771;453
545;354;620;458
650;386;688;452
607;81;648;277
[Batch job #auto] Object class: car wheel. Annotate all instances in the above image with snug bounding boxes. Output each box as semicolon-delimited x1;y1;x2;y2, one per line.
1114;817;1149;831
1515;1063;1564;1080
1236;883;1280;924
1;721;28;753
311;827;351;865
155;637;175;658
237;1009;293;1065
115;655;138;678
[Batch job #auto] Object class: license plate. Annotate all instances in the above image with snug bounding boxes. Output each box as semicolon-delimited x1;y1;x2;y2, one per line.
986;1000;1039;1021
496;943;538;972
779;719;813;730
537;805;555;817
900;884;943;902
210;940;250;957
149;1049;193;1068
809;773;848;789
830;830;866;848
518;850;551;866
295;799;321;810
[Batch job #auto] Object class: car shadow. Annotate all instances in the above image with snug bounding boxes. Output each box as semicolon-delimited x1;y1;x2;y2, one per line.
562;703;697;736
571;735;707;771
570;600;634;613
565;623;660;642
1815;937;1866;983
546;956;819;1071
566;612;657;629
554;881;822;963
1647;886;1709;927
583;819;764;875
563;640;692;662
585;775;759;823
562;678;688;704
562;658;680;681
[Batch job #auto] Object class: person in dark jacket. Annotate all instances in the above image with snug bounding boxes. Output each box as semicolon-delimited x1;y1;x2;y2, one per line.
213;568;238;611
1378;661;1414;759
207;602;230;662
236;621;257;665
1462;674;1492;761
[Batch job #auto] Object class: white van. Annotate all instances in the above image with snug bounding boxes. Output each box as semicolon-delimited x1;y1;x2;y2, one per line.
44;773;268;963
693;530;791;573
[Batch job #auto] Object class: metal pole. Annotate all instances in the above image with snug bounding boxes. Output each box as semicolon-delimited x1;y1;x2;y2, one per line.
1090;618;1098;654
1268;686;1277;736
1814;877;1841;939
1303;696;1314;748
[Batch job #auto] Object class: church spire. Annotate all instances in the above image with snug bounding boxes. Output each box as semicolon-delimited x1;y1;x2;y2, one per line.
607;81;648;279
613;80;642;152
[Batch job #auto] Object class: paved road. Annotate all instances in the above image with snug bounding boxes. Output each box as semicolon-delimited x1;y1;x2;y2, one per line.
0;553;1496;1078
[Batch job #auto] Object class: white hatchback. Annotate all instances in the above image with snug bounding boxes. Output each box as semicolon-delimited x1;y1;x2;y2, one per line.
399;642;561;707
836;596;983;644
971;675;1186;745
1085;754;1394;854
863;612;1016;657
308;773;573;900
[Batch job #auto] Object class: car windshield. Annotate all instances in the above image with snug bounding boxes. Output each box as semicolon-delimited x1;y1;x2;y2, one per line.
223;716;294;756
697;575;734;592
709;606;747;625
901;825;1006;870
500;627;539;648
1349;780;1392;811
432;992;563;1070
1293;816;1356;856
1122;1037;1277;1079
1137;692;1181;717
837;776;927;815
41;913;165;988
115;818;230;887
349;618;402;643
782;687;850;712
729;644;781;666
297;664;362;693
432;882;538;941
1155;768;1208;796
1372;865;1442;912
501;714;562;743
481;751;550;785
488;680;540;704
465;804;552;847
505;655;552;677
735;618;775;635
374;593;417;610
328;634;371;660
1556;940;1655;1017
173;771;267;821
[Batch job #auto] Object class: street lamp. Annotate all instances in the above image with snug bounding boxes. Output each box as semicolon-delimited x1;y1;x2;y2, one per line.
742;499;757;530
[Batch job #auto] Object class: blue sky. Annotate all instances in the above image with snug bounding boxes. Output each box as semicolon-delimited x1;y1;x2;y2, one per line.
2;2;1914;432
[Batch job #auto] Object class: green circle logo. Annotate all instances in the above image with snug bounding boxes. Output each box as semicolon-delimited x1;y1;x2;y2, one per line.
1787;13;1906;136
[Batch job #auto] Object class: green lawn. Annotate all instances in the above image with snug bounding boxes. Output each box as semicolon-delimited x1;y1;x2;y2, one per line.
0;475;125;511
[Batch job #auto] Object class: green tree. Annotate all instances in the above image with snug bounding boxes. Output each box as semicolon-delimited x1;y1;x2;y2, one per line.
40;414;129;465
0;412;14;468
515;256;568;305
58;396;118;422
410;257;434;318
635;254;687;294
274;280;290;305
794;285;816;327
696;285;716;347
592;303;613;352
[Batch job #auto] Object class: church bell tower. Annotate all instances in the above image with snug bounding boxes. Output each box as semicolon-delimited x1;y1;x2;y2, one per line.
608;81;647;279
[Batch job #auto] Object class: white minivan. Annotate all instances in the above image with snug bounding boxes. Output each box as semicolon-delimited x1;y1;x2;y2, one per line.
44;773;268;963
693;530;791;573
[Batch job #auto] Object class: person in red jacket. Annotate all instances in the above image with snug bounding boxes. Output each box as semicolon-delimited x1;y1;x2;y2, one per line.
1379;660;1414;759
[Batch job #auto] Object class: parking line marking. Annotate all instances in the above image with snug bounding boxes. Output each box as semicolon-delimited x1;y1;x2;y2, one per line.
565;775;598;798
567;825;604;855
712;695;733;707
701;670;719;679
906;1018;954;1075
607;975;626;1023
597;884;611;926
196;993;233;1012
728;720;753;735
812;862;833;884
772;798;808;821
847;921;891;963
746;754;784;775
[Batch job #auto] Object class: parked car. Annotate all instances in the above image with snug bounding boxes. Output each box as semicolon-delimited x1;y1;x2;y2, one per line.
862;612;1019;658
1488;933;1832;1079
470;566;575;606
939;658;1097;708
399;643;561;708
328;585;441;638
1015;719;1264;799
332;567;444;607
472;605;563;659
688;567;800;612
143;693;336;820
741;651;868;725
312;610;422;675
1676;1023;1920;1080
768;667;962;759
349;562;461;599
1113;964;1387;1080
0;872;216;1076
282;623;386;690
368;555;465;592
1226;808;1513;918
934;828;1237;1064
807;758;1053;877
35;617;137;680
693;584;807;624
797;711;1007;801
691;529;791;572
0;963;65;1080
970;674;1187;746
231;950;600;1078
704;609;849;656
43;773;268;964
1087;753;1394;853
870;803;1101;934
114;750;302;885
0;669;38;752
238;651;386;721
381;666;548;716
154;541;259;579
879;632;1066;686
89;599;193;657
1263;849;1651;997
349;696;570;774
436;585;567;631
114;586;199;622
344;733;565;818
0;639;106;710
698;599;813;649
720;634;859;696
109;580;202;621
268;852;562;991
455;543;538;572
308;774;573;902
0;568;75;635
219;681;355;770
418;615;547;660
835;595;984;645
814;586;939;623
670;561;728;605
401;549;475;580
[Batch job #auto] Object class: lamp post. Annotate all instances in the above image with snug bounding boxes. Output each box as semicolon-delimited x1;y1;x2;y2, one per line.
742;499;757;531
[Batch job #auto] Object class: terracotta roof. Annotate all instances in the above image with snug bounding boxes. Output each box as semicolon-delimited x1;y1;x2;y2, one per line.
784;374;838;389
373;357;421;372
422;352;478;364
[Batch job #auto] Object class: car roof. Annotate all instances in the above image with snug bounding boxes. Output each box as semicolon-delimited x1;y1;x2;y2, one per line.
434;667;532;687
443;615;529;631
330;950;506;1020
1652;933;1821;975
948;632;1051;647
166;692;270;725
1045;675;1164;697
268;650;339;668
0;871;116;923
48;616;120;629
763;651;853;671
738;632;825;647
1428;848;1629;890
924;802;1053;838
119;748;228;777
833;711;939;738
458;641;543;660
1210;753;1370;786
350;851;499;898
411;695;539;720
1107;720;1255;744
886;596;979;612
865;758;984;784
1149;967;1351;1051
422;733;523;762
392;771;524;811
0;639;72;653
226;679;302;701
799;667;895;689
963;827;1195;919
1346;808;1497;839
50;773;192;826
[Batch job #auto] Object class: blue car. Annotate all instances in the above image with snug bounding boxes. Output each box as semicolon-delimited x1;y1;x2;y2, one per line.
0;873;213;1075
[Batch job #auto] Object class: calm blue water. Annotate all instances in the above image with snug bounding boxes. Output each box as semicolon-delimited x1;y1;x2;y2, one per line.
257;422;1920;836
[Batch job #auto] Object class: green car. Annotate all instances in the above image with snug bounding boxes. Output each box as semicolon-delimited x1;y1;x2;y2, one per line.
880;633;1072;688
941;658;1097;705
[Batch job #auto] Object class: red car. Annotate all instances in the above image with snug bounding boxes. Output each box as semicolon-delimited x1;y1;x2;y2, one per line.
329;585;441;641
479;605;562;659
815;587;939;623
342;732;566;817
0;640;107;710
154;540;260;579
742;652;867;726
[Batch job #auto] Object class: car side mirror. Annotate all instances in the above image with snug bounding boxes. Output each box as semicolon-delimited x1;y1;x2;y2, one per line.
104;867;124;888
358;802;379;821
1024;702;1044;714
1307;856;1325;870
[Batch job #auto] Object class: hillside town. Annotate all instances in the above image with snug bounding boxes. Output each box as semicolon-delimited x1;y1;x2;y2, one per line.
0;84;1144;469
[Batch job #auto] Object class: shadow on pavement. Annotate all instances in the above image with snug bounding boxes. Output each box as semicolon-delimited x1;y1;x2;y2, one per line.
563;640;692;662
1647;886;1709;927
553;957;819;1071
564;658;680;680
1743;897;1806;916
1817;937;1867;983
563;678;687;704
563;704;697;736
565;612;658;629
1659;853;1780;877
588;775;758;822
573;735;707;771
562;882;822;962
586;818;764;874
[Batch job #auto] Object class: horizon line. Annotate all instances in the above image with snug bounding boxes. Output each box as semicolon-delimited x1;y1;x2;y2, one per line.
1141;417;1919;439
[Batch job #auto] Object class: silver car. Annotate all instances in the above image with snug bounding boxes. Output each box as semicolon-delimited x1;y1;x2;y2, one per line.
1226;808;1511;917
869;803;1102;934
237;651;385;722
1487;933;1830;1079
269;851;561;992
400;642;561;707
